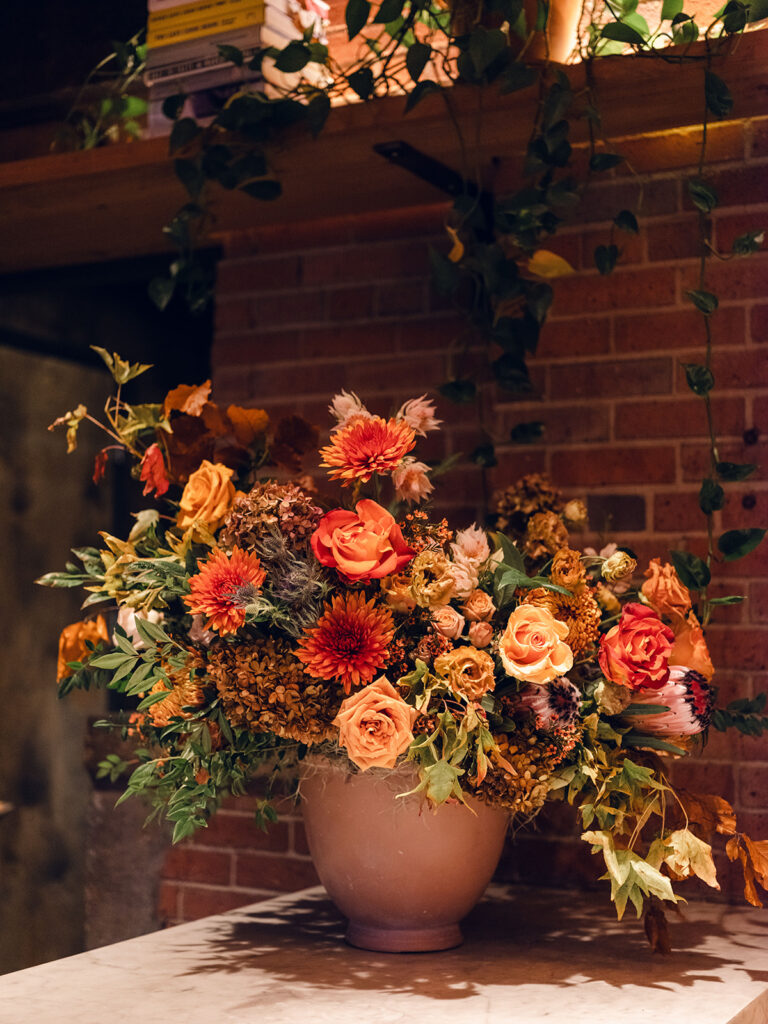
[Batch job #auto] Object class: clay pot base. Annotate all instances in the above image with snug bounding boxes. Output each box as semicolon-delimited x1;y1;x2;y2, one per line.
345;922;463;953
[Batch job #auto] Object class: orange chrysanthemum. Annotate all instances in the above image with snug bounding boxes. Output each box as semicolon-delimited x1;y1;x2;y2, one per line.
184;547;266;636
319;415;416;485
296;591;395;693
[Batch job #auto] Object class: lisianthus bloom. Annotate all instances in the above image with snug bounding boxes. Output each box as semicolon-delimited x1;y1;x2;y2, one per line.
410;550;456;607
670;611;714;680
598;602;674;691
434;646;496;700
333;676;418;770
57;615;110;681
177;460;236;532
431;604;466;640
312;499;414;582
449;560;478;600
392;458;433;504
328;390;372;430
139;443;170;498
184;547;266;635
396;395;442;436
627;666;714;737
380;571;417;612
602;550;637;584
517;677;581;732
499;605;573;685
319;415;415;485
296;592;395;694
641;558;692;626
450;523;491;571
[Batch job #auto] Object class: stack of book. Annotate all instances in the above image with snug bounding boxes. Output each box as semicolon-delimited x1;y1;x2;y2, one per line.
145;0;328;136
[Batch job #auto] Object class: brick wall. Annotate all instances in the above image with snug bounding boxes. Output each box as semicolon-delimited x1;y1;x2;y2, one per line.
158;114;768;924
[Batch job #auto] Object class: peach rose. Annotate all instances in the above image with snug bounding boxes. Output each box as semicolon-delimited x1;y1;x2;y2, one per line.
499;605;573;685
312;499;415;583
641;558;692;625
461;589;495;622
177;460;236;531
57;615;110;681
434;646;496;700
468;621;494;648
431;605;466;639
670;611;715;680
333;676;418;770
598;602;674;691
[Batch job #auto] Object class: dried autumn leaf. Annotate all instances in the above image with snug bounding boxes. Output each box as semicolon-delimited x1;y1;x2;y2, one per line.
726;833;768;908
163;380;212;417
226;405;270;446
663;828;719;889
92;449;109;485
446;225;464;263
48;404;89;453
139;443;170;498
271;415;319;472
677;790;737;839
527;249;575;279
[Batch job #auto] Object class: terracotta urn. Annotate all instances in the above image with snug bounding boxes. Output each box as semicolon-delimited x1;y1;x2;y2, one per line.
300;756;509;952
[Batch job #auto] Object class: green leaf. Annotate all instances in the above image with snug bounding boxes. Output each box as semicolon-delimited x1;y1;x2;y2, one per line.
406;41;431;82
240;179;282;200
686;290;718;315
509;420;544;444
718;528;766;561
490;533;525;572
373;0;403;21
704;71;733;119
470;443;497;467
499;62;538;94
438;379;477;404
661;0;683;18
688;178;718;213
683;362;715;395
670;548;711;589
348;66;374;99
404;79;440;112
217;43;244;66
614;209;639;233
468;26;507;75
345;0;370;38
708;594;746;605
732;230;765;255
716;461;756;481
174;158;205;199
699;477;725;514
594;244;619;275
747;0;768;22
169;117;201;154
590;152;624;172
274;41;311;72
90;652;133;670
622;733;689;756
600;21;646;44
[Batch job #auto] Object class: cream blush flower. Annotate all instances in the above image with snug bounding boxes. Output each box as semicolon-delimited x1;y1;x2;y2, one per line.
499;605;573;685
392;457;433;504
396;394;442;436
328;390;372;430
450;523;491;570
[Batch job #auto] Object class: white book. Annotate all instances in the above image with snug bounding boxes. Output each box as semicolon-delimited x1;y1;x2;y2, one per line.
145;24;299;84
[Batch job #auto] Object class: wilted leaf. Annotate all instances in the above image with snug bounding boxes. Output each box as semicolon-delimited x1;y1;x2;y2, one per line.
446;225;464;263
677;790;737;839
93;448;109;485
662;828;719;888
726;833;768;907
138;443;170;498
226;405;270;446
49;403;89;453
163;381;212;417
527;249;575;278
271;415;319;472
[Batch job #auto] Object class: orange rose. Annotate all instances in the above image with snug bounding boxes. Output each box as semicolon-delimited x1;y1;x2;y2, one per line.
641;558;692;625
461;589;495;622
500;605;573;685
57;615;110;681
177;460;236;531
312;499;414;583
333;676;418;770
598;602;674;691
670;611;715;680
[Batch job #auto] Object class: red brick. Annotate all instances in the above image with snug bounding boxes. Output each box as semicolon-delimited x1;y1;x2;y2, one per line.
750;582;768;623
215;298;254;334
682;440;768;484
162;846;232;885
495;402;610;445
235;853;320;891
669;760;735;802
706;626;768;672
570;178;679;225
645;217;704;262
253;289;327;326
251;360;348;398
614;306;746;354
653;489;706;533
486;450;547;488
349;355;446;394
397;315;466;352
375;280;428;317
705;580;748;625
194;813;290;852
700;347;768;393
721;488;768;531
180;886;262;921
550;357;672;400
301;322;396;360
615;122;744;174
580;227;644;268
553;266;677;316
680;253;768;301
749;117;768;159
351;203;447;243
215;330;302;367
735;810;768;836
616;396;745;441
326;285;374;321
157;881;181;922
715;213;768;257
216;255;302;294
537;316;612;358
550;445;676;486
739;763;768;808
689;164;768;210
750;304;768;344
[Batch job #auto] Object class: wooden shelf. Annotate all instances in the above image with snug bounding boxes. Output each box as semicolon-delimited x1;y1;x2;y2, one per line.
2;32;767;274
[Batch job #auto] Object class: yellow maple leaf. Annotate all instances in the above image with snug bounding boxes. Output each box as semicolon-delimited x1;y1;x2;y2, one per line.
663;828;719;889
527;249;575;279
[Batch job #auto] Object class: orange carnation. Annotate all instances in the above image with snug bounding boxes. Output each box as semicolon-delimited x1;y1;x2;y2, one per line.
333;676;418;770
670;611;715;680
311;499;414;582
57;615;110;681
641;558;692;626
319;415;415;485
184;547;266;635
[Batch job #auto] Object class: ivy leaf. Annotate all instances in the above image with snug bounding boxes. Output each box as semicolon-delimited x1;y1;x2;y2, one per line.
716;461;756;481
240;179;282;200
699;477;725;513
718;528;766;561
169;117;201;154
590;152;624;172
161;94;186;121
747;0;768;21
148;276;175;311
509;420;544;444
404;79;441;112
470;443;497;467
670;548;711;589
499;62;538;94
174;158;205;199
614;209;639;233
274;41;311;72
704;71;733;118
732;230;765;255
661;0;683;18
373;0;403;20
688;178;718;213
438;379;476;404
594;244;619;275
686;290;718;315
345;0;370;39
406;41;431;82
468;26;507;75
217;43;244;66
683;362;714;395
600;21;646;45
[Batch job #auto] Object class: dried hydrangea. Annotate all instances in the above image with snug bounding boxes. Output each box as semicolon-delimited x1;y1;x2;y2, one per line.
219;481;323;551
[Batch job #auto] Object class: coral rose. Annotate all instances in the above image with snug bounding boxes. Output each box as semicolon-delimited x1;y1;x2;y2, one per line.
598;602;674;691
57;615;110;681
431;605;466;640
670;611;715;680
468;621;494;648
641;558;692;625
312;499;415;582
434;646;496;700
461;589;495;622
333;676;418;770
177;460;236;531
499;605;573;685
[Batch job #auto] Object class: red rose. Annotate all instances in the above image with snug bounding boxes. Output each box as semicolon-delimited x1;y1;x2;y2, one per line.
598;602;674;690
311;498;414;582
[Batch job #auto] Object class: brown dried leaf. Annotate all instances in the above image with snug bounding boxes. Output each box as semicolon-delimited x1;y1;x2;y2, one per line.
726;833;768;908
643;898;672;955
163;381;211;417
227;405;270;446
677;790;737;840
271;415;319;472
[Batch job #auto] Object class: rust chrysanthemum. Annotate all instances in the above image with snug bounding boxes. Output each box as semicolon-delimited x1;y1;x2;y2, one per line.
319;415;415;485
296;591;395;693
184;547;266;636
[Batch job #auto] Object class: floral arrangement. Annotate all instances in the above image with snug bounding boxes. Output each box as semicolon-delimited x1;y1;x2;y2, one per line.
41;349;768;947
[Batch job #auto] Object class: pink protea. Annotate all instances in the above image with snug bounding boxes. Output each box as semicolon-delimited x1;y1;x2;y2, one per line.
517;677;581;732
628;667;714;737
396;394;442;436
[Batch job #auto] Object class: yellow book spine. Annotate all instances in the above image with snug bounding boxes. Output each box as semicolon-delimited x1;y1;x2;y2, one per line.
148;0;261;29
147;6;266;48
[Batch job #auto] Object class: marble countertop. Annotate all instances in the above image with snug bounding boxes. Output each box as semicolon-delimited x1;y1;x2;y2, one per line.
1;885;766;1024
